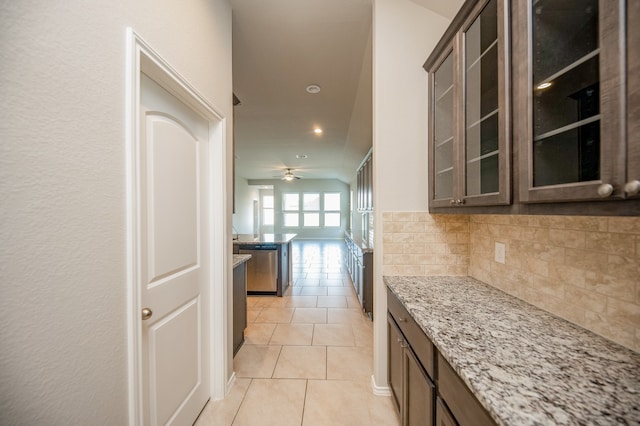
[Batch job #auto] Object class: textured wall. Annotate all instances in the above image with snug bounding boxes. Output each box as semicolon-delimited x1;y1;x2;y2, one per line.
0;0;232;424
382;212;469;276
469;215;640;353
382;213;640;353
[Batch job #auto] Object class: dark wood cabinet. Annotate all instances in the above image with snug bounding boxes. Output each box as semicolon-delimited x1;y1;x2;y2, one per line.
425;0;511;208
435;398;457;426
387;287;496;426
388;314;405;412
387;290;435;426
356;149;373;212
406;347;435;426
424;0;640;215
513;0;633;203
345;234;373;318
626;0;640;199
232;262;247;356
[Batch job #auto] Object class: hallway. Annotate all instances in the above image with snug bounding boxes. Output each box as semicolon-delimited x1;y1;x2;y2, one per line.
195;239;399;425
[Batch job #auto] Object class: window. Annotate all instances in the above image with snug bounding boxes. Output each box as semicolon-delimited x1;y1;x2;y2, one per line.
282;193;299;227
303;193;320;227
282;191;343;229
324;193;341;227
262;194;274;226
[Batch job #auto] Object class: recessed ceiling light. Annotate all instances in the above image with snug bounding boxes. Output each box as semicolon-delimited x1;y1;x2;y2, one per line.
306;84;321;94
296;154;308;159
536;82;552;90
313;128;323;135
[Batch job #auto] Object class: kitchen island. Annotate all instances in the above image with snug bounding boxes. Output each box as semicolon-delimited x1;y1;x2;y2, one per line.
233;234;296;297
385;275;640;425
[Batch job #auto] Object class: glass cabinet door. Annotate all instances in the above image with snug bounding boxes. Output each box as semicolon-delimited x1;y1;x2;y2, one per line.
531;0;599;187
515;0;625;202
432;51;456;202
426;0;510;208
463;0;505;200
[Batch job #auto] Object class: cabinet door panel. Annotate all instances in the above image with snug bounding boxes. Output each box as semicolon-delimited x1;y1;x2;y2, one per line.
430;49;457;207
405;347;435;426
462;0;510;204
515;0;625;202
388;314;404;413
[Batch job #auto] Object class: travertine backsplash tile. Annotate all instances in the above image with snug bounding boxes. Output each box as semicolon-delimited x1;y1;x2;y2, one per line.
382;212;469;277
382;212;640;352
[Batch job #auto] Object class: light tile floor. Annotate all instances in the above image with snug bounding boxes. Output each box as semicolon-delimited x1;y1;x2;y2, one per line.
195;239;400;426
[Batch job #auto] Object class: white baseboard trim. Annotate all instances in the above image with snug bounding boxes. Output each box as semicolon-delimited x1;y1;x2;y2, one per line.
222;372;236;399
370;375;391;396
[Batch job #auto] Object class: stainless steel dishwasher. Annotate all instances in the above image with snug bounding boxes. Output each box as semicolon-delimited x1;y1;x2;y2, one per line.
238;244;278;293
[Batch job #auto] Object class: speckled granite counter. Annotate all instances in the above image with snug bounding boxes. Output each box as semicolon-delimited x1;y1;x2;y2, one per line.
384;275;640;425
232;254;251;269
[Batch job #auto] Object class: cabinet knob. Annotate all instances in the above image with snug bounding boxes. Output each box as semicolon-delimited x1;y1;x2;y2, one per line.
597;183;614;198
624;180;640;196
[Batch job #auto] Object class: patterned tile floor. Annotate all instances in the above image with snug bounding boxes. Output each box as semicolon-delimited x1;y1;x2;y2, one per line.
195;239;399;426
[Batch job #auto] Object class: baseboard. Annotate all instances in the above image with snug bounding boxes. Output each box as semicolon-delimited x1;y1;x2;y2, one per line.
370;375;391;396
224;372;236;397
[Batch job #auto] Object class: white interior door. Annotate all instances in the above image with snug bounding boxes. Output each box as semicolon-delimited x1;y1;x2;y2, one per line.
140;74;210;426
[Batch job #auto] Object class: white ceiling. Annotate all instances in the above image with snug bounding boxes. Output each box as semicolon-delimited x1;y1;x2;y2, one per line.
231;0;462;183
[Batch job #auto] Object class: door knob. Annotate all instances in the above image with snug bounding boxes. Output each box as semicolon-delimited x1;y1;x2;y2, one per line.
141;308;153;320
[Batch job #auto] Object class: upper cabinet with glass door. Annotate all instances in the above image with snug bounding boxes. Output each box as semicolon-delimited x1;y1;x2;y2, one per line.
513;0;629;202
426;0;510;208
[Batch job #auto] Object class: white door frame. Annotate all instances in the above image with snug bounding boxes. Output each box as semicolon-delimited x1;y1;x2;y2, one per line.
125;28;229;426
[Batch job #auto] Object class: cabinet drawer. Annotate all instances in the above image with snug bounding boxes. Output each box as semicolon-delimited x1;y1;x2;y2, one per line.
438;353;495;426
387;288;434;378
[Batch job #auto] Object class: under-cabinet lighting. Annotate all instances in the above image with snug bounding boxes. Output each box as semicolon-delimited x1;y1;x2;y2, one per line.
536;82;552;90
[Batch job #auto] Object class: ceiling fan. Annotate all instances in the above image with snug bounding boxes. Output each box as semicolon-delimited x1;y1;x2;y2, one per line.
280;168;301;181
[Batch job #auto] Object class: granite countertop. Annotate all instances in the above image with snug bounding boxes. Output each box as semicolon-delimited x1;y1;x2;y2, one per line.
232;233;296;244
384;275;640;425
344;231;373;253
232;254;251;269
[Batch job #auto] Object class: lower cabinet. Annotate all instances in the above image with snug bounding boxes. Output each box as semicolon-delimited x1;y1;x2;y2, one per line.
232;262;247;356
387;288;496;426
436;397;457;426
344;235;373;318
388;310;435;426
405;345;435;426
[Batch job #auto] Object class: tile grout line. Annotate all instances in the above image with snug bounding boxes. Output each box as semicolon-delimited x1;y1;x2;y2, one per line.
230;377;253;426
300;379;309;426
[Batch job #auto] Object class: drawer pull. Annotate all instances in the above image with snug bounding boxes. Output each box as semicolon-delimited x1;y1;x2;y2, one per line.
398;317;407;322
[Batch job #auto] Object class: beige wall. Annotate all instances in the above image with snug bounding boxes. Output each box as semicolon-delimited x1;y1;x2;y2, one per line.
0;0;233;424
372;0;452;388
382;213;640;353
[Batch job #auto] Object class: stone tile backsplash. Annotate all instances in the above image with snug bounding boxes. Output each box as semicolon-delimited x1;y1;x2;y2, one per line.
382;212;640;352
